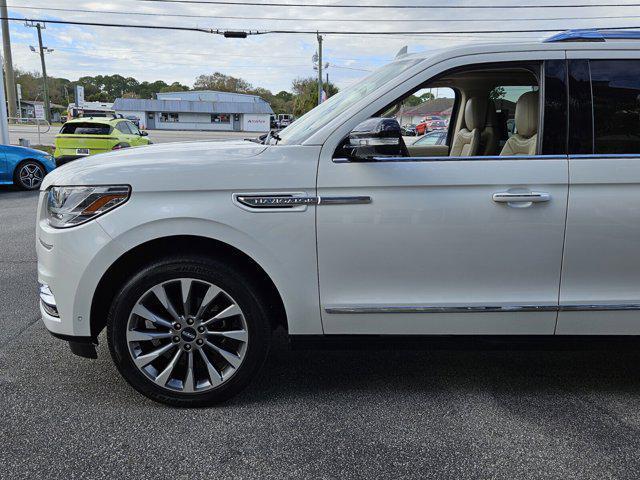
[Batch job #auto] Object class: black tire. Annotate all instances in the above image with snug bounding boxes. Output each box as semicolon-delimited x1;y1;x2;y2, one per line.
14;160;45;190
107;255;271;407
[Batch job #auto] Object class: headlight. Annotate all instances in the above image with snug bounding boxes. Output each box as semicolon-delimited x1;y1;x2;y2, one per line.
47;185;130;228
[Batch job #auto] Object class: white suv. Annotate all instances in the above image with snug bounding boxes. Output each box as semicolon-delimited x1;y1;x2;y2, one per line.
37;30;640;406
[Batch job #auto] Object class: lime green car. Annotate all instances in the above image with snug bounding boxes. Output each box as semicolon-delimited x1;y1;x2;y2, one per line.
54;117;151;165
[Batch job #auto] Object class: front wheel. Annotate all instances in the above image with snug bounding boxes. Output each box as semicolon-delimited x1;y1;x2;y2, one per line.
107;256;271;407
14;160;45;190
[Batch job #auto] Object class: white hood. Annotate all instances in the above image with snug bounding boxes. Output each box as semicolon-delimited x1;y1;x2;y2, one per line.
44;140;269;192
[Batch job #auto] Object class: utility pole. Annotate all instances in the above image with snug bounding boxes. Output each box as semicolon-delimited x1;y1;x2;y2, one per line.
0;50;10;144
1;0;16;120
316;33;323;106
27;22;50;122
36;23;50;122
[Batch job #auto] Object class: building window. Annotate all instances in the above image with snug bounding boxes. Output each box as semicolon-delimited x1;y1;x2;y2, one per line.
160;112;179;122
211;114;231;123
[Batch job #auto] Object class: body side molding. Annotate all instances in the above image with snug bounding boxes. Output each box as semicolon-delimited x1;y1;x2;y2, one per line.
324;304;640;314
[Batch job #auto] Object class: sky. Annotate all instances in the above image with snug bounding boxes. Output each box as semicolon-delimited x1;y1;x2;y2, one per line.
7;1;640;94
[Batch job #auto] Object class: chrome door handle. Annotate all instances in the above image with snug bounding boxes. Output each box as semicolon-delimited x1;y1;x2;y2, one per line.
492;191;551;203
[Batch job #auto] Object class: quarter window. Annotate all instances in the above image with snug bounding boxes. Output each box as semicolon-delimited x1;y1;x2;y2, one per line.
591;60;640;154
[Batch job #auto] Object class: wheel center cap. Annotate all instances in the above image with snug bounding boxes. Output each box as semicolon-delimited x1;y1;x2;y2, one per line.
181;327;197;342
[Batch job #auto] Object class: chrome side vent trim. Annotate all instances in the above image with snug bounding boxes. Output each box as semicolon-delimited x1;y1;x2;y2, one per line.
233;193;372;211
236;195;318;209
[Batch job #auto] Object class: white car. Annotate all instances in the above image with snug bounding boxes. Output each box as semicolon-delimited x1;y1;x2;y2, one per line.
37;29;640;406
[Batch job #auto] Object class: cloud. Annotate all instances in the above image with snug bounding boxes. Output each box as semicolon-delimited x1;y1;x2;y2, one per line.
8;0;633;92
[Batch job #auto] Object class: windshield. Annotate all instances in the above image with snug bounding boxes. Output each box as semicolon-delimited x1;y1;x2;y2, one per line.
277;57;422;145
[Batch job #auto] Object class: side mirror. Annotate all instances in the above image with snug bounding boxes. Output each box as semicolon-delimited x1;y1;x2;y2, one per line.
140;131;148;136
346;117;406;160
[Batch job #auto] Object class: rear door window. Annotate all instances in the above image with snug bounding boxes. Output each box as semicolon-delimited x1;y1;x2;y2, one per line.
591;59;640;154
60;123;111;135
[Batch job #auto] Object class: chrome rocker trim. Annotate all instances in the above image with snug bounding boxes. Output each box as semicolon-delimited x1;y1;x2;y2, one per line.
324;304;640;314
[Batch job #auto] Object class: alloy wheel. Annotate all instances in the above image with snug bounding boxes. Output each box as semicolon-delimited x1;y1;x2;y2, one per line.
18;163;44;189
126;278;249;393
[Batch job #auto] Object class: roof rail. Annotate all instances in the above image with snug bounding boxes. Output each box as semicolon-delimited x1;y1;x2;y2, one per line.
544;29;640;43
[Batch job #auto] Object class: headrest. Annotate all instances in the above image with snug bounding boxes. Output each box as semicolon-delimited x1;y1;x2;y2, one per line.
515;91;539;138
464;97;488;131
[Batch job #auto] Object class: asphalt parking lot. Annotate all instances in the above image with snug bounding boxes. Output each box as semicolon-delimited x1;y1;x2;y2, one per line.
2;188;640;479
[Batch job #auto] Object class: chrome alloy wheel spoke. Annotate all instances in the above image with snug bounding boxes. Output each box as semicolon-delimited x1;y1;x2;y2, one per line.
207;329;248;343
127;278;249;393
201;304;242;326
205;340;242;369
133;342;176;368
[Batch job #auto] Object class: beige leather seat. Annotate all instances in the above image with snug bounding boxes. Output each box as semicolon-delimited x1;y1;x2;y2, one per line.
500;91;539;156
480;101;499;156
450;97;487;157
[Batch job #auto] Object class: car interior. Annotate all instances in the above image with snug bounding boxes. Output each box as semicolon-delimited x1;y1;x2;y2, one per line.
385;65;541;158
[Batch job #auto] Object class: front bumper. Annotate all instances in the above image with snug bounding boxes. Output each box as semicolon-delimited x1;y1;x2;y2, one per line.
54;155;85;165
48;331;98;359
36;191;115;340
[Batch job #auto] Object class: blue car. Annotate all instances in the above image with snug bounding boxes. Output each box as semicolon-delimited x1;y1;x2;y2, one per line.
0;145;56;190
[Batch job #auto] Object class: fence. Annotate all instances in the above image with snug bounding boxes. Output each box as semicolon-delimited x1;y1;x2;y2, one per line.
8;118;51;146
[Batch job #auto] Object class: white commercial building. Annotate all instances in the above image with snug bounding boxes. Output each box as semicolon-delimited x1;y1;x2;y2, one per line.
113;90;273;132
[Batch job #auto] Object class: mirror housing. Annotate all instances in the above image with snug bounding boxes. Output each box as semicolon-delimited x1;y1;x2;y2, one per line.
140;130;149;136
346;117;406;160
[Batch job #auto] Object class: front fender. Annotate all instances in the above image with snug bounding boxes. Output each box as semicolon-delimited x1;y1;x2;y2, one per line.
89;192;322;335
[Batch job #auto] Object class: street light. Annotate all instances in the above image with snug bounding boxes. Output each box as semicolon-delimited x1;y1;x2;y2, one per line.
30;45;53;54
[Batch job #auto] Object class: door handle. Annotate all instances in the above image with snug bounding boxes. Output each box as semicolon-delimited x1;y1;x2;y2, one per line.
492;191;551;204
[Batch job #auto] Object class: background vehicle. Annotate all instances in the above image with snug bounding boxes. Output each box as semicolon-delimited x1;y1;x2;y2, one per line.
67;101;115;120
0;144;55;190
401;124;417;136
125;115;141;128
54;117;151;164
416;116;446;135
410;129;448;145
277;113;294;128
406;129;448;157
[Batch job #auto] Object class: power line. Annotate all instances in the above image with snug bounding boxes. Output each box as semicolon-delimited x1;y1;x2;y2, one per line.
48;45;370;62
23;44;373;71
11;5;640;23
134;0;640;8
7;16;640;35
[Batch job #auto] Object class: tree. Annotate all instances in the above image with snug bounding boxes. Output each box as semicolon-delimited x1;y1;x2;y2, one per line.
194;72;253;93
402;91;435;107
291;77;338;117
489;86;507;101
159;82;190;93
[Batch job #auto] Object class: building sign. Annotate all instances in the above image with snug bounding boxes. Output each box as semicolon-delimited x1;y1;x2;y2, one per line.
242;114;270;132
34;104;45;120
16;83;22;100
75;85;85;107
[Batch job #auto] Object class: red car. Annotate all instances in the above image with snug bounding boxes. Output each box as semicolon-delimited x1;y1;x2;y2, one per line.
416;116;447;135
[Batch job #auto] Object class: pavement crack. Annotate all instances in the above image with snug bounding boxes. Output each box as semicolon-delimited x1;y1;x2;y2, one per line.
0;316;41;351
